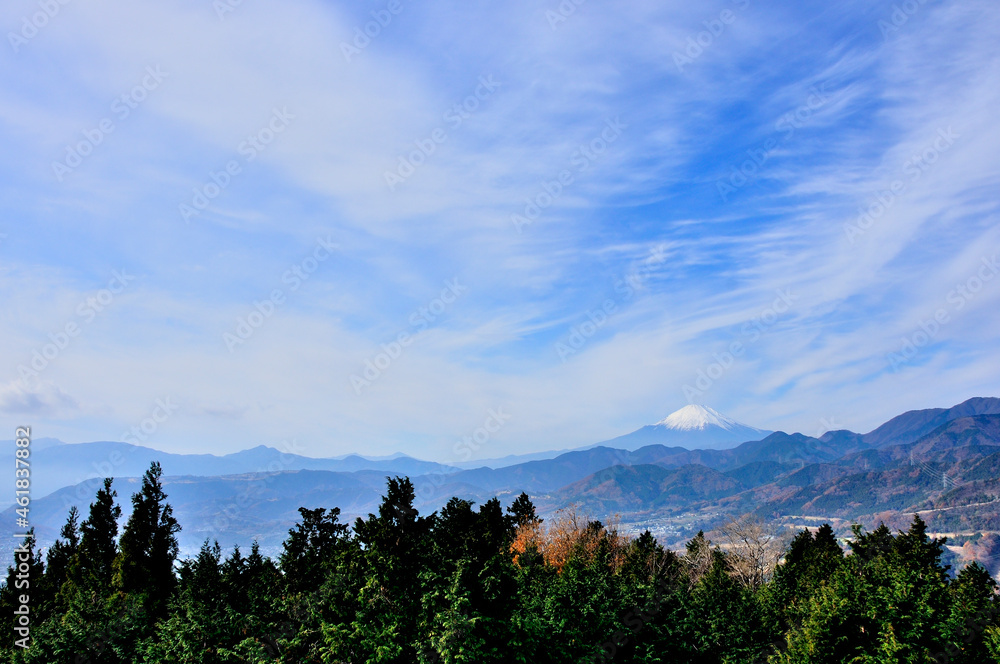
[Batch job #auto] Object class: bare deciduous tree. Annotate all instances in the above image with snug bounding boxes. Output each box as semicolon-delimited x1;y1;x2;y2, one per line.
683;531;715;587
719;515;786;590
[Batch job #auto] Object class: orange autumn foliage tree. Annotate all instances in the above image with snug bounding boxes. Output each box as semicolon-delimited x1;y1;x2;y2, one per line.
510;504;631;573
510;518;544;565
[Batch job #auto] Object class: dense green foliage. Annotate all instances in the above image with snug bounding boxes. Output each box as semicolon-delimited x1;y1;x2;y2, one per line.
3;464;998;663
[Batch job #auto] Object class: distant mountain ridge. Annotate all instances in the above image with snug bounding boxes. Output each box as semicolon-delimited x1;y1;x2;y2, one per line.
859;397;1000;447
0;441;459;504
5;397;999;563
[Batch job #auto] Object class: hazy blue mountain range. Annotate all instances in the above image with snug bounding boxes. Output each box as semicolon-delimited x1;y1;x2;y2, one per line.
0;440;459;505
4;397;999;562
4;404;771;504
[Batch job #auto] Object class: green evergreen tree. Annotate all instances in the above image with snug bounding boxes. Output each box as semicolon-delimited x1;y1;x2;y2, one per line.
279;506;349;593
764;524;844;644
777;516;953;663
941;561;999;663
142;539;253;663
351;476;434;663
507;492;541;528
113;462;181;620
5;482;131;664
0;530;44;647
70;477;122;594
688;548;769;663
38;507;80;619
417;498;520;663
277;507;358;661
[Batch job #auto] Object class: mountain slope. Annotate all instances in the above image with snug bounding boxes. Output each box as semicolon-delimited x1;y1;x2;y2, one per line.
443;430;876;497
833;415;1000;474
860;397;1000;448
546;463;745;514
533;413;1000;542
450;446;638;494
751;415;1000;522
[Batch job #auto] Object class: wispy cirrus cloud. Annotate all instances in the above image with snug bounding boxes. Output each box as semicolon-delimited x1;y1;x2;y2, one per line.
0;0;997;459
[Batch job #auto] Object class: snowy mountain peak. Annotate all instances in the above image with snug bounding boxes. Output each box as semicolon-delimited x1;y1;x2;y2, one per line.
606;405;772;451
656;405;744;432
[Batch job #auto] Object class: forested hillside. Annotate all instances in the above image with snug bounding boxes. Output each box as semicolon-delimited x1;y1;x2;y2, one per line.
2;463;999;663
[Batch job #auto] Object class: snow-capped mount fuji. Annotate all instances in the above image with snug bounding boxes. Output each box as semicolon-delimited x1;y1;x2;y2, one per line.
656;405;745;431
603;405;773;451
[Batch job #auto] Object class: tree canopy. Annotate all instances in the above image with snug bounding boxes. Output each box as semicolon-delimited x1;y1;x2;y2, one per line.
2;468;998;663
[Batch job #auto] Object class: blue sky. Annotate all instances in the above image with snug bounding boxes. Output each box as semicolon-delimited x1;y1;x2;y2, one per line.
1;0;998;462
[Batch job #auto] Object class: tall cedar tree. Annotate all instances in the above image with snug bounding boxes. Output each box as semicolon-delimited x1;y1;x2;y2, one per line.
70;477;122;593
38;507;80;618
279;506;350;593
352;476;434;664
276;507;357;662
764;523;844;639
112;462;181;617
